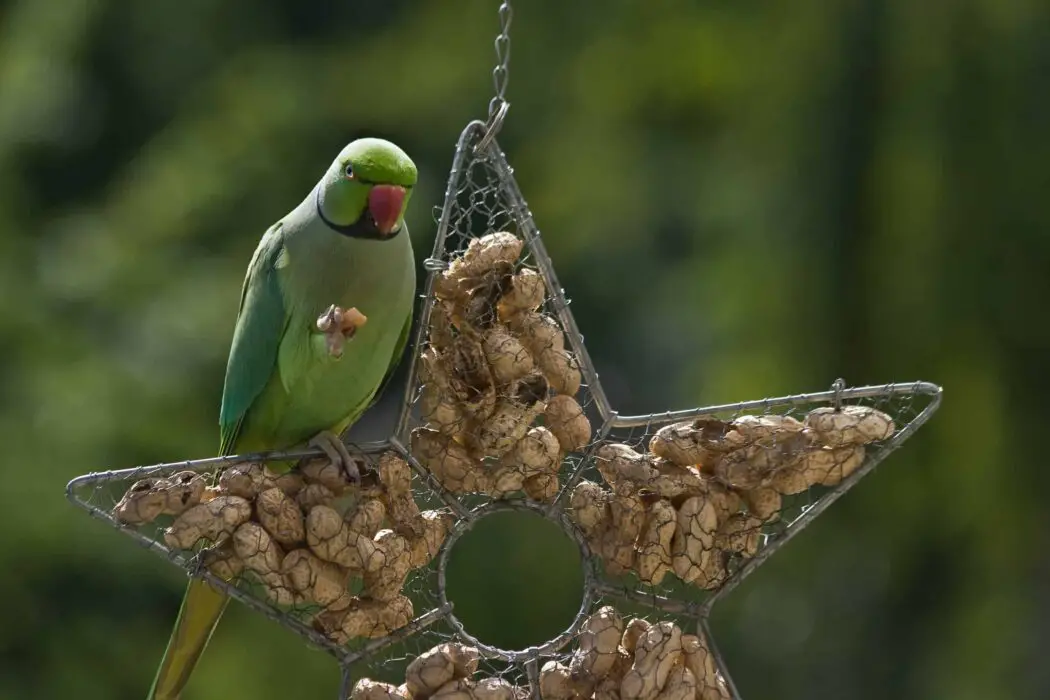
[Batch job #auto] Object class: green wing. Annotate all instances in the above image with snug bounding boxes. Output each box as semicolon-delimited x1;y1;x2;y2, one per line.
218;222;289;456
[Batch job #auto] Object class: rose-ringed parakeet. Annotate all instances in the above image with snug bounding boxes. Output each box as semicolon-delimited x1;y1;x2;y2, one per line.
148;138;418;699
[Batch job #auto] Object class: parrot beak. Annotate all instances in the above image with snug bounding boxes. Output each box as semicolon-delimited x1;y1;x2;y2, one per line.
368;185;406;237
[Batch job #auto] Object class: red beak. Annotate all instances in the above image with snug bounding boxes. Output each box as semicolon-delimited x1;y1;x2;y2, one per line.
368;185;406;237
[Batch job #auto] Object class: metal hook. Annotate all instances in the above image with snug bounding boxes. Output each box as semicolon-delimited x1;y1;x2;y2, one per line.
474;100;510;155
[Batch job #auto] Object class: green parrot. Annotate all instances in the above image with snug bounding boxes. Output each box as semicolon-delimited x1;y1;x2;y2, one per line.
148;138;418;699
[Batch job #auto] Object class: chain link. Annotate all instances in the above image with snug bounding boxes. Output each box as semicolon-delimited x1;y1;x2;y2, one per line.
488;1;513;119
474;1;513;154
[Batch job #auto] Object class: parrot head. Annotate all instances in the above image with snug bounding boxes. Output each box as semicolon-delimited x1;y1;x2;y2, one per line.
316;137;417;241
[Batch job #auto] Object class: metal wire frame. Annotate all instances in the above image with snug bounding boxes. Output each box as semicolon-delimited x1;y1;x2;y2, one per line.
65;118;943;699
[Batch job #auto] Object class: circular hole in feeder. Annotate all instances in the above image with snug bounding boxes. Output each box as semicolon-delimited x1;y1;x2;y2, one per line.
441;504;587;654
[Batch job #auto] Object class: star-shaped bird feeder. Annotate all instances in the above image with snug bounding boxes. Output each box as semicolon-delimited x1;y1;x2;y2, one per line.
67;117;941;700
67;5;941;696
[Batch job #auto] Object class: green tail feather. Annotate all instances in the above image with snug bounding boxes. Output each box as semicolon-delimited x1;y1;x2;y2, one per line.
148;578;230;700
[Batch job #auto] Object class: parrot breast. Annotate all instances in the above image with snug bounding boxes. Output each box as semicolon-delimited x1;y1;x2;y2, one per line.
236;212;415;454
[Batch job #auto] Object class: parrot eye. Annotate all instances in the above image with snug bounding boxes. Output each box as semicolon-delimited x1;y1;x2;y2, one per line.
344;163;355;179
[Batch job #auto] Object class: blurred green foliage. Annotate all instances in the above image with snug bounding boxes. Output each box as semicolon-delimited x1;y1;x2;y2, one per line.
443;511;585;652
0;1;1046;698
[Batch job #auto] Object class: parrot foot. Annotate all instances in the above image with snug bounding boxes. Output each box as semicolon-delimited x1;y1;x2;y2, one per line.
316;305;368;359
307;430;361;484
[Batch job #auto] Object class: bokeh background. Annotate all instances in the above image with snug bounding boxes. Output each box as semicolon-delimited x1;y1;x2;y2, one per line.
2;1;1047;698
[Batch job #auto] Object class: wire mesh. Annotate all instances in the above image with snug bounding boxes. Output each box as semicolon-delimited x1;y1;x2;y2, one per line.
65;118;942;700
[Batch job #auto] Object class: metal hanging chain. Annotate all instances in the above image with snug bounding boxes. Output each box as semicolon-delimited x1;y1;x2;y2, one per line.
475;0;513;153
489;0;513;118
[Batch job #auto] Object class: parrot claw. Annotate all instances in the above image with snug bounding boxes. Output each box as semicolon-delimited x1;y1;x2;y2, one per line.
308;430;361;484
316;305;368;359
